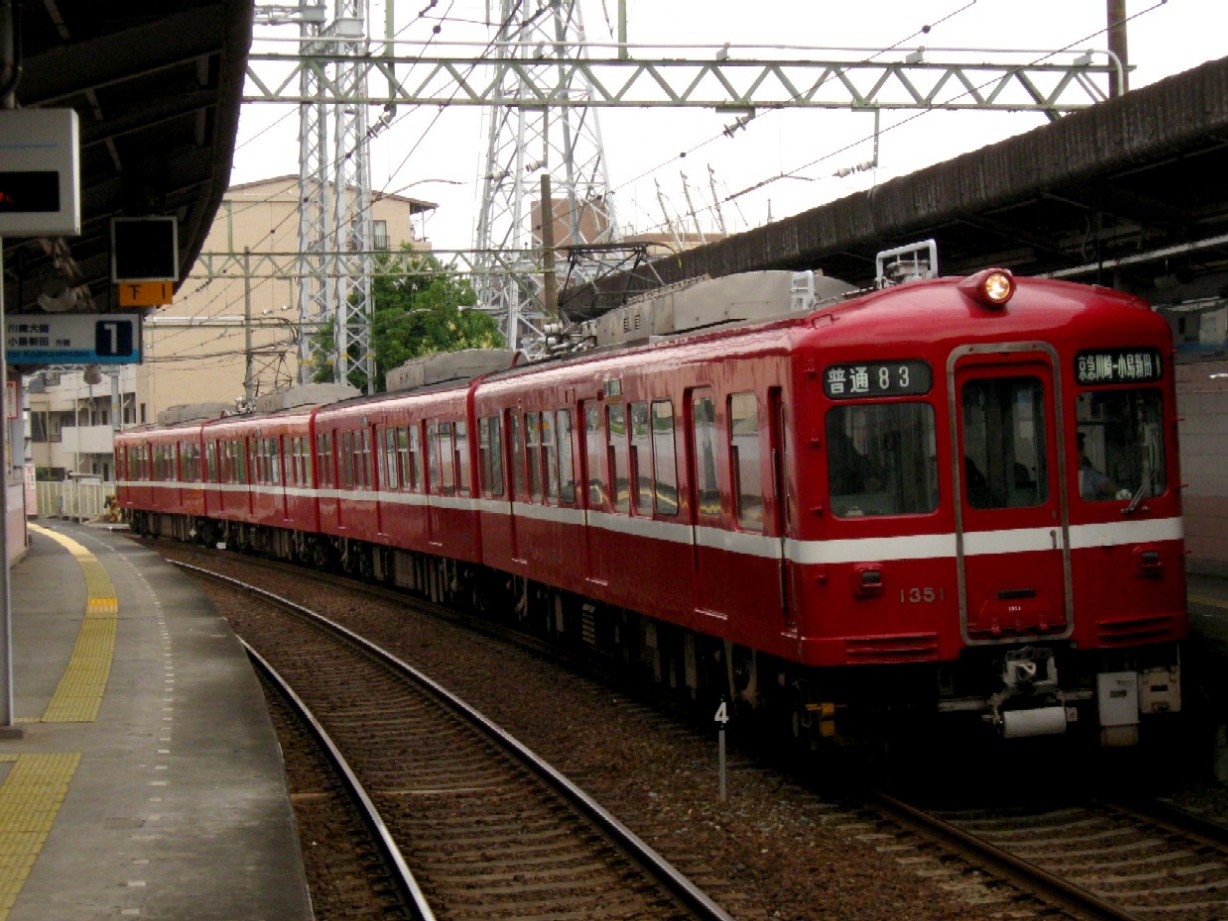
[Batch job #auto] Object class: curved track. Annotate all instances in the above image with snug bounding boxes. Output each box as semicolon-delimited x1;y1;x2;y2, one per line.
878;791;1228;920
176;562;734;921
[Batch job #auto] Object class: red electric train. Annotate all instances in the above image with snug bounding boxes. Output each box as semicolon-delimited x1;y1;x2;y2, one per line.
116;252;1187;748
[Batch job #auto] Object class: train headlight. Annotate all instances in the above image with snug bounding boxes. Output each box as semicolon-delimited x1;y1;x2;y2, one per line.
959;268;1016;309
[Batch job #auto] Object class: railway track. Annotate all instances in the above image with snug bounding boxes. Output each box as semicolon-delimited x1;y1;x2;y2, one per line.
151;539;1228;921
176;561;734;921
875;790;1228;920
249;645;432;920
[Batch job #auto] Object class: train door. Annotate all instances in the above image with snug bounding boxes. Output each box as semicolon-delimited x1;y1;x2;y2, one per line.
689;388;728;619
769;388;798;630
580;401;609;586
506;411;525;564
952;347;1072;644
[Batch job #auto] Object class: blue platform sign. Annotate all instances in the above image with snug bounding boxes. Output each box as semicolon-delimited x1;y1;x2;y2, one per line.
5;313;142;365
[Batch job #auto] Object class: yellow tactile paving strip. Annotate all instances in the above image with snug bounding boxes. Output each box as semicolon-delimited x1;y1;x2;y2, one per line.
0;753;81;919
27;525;118;723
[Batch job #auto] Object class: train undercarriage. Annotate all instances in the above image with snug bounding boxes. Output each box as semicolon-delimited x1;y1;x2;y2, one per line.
129;509;1185;751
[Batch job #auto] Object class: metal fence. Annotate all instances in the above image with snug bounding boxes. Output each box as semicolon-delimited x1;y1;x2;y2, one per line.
34;480;115;522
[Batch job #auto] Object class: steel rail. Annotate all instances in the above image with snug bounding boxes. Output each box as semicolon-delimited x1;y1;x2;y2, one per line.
175;560;736;921
869;789;1146;921
241;639;438;921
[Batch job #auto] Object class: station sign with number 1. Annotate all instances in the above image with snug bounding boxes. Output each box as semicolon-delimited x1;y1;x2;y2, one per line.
5;313;142;365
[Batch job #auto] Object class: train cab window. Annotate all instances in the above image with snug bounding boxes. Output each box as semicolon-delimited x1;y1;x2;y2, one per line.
479;416;504;497
691;392;721;518
961;378;1048;510
525;413;543;502
607;404;630;513
556;410;575;504
826;403;938;518
729;392;763;531
651;401;679;516
455;421;470;497
584;404;608;509
509;413;525;499
1075;388;1165;503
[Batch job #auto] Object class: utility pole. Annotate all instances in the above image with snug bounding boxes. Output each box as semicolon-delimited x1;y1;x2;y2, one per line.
244;247;254;407
1107;0;1129;96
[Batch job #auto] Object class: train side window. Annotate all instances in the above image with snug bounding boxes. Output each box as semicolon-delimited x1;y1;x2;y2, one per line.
408;425;423;492
608;403;630;513
441;422;458;495
826;403;938;517
339;432;353;489
316;433;333;488
237;439;248;483
375;427;389;490
423;422;439;494
509;413;525;499
360;430;372;489
651;400;679;516
455;420;470;497
584;404;608;509
525;412;542;502
630;402;652;514
729;392;763;531
691;391;721;518
542;410;558;501
556;409;575;504
479;416;504;497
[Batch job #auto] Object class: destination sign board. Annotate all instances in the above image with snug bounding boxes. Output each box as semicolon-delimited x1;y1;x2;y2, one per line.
824;360;933;399
5;314;141;365
1074;348;1163;385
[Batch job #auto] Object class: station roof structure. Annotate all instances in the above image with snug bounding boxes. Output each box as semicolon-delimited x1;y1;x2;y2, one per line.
1;2;252;316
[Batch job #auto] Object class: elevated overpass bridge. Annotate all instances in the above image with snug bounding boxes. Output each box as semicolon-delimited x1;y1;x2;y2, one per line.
577;54;1228;315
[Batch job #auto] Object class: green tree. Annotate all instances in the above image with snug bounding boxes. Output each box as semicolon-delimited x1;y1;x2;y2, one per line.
311;247;503;392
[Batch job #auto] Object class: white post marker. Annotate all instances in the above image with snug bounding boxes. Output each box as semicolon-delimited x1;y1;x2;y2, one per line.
714;698;729;802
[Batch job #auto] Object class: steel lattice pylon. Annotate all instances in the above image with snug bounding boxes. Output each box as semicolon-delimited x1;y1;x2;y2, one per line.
329;6;376;393
263;2;376;393
295;0;330;386
473;0;616;353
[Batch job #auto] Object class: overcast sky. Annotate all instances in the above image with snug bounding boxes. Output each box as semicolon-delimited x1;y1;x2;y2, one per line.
232;0;1226;252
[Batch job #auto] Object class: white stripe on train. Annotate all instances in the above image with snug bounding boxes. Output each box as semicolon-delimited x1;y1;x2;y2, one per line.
120;479;1182;565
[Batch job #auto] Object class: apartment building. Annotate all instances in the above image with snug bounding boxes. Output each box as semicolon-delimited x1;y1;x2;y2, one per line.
26;177;435;482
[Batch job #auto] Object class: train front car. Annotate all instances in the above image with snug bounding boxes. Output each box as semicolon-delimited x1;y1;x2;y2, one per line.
790;269;1186;747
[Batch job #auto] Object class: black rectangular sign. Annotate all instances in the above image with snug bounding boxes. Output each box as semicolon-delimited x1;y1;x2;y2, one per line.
0;171;61;213
824;360;933;399
1075;348;1163;385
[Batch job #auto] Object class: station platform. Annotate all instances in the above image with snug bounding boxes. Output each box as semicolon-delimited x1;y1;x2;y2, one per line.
0;520;311;921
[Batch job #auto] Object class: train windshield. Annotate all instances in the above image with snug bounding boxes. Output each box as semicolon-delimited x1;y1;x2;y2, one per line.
826;403;938;518
1075;389;1166;503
